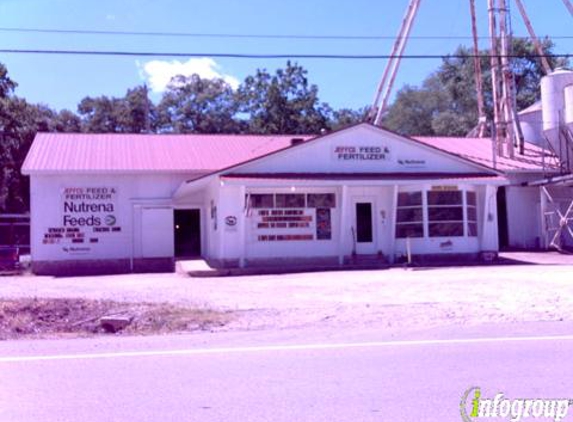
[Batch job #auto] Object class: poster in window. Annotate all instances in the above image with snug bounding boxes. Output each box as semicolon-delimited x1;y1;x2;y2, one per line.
316;208;332;240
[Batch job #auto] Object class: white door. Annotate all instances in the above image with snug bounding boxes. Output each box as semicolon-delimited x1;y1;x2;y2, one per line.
352;198;377;254
141;207;174;258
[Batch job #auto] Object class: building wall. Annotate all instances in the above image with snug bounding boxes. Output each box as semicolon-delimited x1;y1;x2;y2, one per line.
30;173;199;274
27;124;509;274
205;181;497;266
505;186;542;249
236;125;484;175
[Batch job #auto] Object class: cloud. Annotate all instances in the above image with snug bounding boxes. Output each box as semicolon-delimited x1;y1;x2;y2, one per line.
136;58;240;93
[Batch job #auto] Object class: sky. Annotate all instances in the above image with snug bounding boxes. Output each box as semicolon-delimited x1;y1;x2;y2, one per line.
0;0;571;113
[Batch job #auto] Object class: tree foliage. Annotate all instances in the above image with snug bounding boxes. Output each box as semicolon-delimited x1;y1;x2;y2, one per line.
329;107;369;131
77;86;155;133
0;72;56;212
383;39;568;136
157;74;242;133
236;61;331;134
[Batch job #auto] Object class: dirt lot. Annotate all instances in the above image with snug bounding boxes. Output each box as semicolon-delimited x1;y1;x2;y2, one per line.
0;297;233;340
2;260;573;337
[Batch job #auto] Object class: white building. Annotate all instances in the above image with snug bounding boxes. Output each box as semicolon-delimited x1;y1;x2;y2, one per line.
22;122;563;275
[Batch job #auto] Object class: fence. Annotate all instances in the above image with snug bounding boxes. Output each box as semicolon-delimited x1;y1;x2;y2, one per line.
0;213;30;254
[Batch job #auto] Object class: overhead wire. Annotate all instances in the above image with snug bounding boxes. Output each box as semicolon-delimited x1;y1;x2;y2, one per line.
0;49;570;60
0;26;572;41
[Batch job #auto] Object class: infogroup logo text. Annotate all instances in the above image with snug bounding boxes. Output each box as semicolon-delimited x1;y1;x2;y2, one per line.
461;387;572;422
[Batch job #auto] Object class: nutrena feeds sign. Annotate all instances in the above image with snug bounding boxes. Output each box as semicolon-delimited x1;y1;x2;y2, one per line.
62;187;116;227
42;187;122;254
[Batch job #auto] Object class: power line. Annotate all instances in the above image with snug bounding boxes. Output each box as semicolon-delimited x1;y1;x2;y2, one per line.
0;48;571;60
0;26;572;41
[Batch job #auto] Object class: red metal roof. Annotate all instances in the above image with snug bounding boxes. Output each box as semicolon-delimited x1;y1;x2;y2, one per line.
22;133;312;174
21;128;558;176
412;136;560;172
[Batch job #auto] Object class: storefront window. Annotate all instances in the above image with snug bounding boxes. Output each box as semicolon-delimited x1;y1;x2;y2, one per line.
316;208;332;240
249;194;274;208
396;192;423;238
307;193;336;208
395;189;478;239
427;191;463;237
248;192;336;209
467;191;478;237
276;194;305;208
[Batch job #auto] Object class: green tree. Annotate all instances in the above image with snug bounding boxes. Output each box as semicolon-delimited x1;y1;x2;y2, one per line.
157;74;242;133
383;39;568;136
0;97;52;212
78;85;154;133
0;63;83;212
329;107;369;131
53;109;82;133
236;61;330;134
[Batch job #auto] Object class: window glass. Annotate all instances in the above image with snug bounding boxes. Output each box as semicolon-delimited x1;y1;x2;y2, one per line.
428;207;464;221
249;194;274;208
397;192;422;207
468;222;478;237
427;191;462;205
395;189;479;239
429;222;464;237
397;208;423;222
275;194;305;208
467;191;477;206
396;191;424;238
396;223;424;238
307;193;336;208
466;191;477;237
467;207;477;222
316;208;332;240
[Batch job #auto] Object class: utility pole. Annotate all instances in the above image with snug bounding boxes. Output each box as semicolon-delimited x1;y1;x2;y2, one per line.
562;0;573;16
488;0;504;156
513;0;552;75
143;84;151;134
469;0;487;138
368;0;422;126
498;0;516;158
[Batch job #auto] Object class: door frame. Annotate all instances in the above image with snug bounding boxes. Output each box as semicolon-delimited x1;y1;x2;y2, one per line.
351;196;377;254
173;205;205;258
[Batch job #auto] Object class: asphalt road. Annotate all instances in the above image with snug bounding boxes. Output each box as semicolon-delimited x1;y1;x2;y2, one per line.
1;323;573;422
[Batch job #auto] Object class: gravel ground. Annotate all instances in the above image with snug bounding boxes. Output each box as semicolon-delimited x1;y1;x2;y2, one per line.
2;262;573;332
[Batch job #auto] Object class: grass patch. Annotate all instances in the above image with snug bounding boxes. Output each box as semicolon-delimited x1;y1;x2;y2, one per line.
0;298;233;340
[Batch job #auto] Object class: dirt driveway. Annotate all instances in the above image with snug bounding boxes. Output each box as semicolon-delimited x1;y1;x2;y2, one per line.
2;263;573;331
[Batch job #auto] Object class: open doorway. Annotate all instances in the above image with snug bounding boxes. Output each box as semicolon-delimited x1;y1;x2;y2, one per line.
174;209;201;257
497;187;509;249
353;200;376;254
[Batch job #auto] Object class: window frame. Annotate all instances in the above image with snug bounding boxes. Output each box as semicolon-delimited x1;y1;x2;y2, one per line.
395;187;479;239
427;190;464;238
395;191;424;238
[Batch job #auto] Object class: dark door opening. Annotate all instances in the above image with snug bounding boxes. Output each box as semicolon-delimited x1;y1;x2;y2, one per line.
174;209;201;257
496;187;509;249
355;202;373;243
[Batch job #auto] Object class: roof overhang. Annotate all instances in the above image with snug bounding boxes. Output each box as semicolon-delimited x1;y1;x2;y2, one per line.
526;173;573;187
173;172;508;199
220;173;508;187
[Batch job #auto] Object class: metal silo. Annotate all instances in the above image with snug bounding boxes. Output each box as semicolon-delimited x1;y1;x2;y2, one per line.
541;69;573;170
